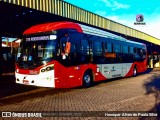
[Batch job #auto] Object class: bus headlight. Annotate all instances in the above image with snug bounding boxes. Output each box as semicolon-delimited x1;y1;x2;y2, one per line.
46;66;54;71
41;64;54;73
41;69;46;72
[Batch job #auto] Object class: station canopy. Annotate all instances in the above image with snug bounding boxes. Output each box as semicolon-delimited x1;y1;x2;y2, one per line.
0;1;160;54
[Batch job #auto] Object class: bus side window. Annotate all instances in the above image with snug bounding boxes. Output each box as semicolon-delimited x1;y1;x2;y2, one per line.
142;49;147;59
81;39;89;55
134;47;141;61
122;46;129;62
114;44;121;62
130;47;134;53
104;43;115;63
128;46;134;62
137;48;144;61
60;36;67;53
81;39;90;62
93;41;103;56
60;35;70;59
93;41;104;63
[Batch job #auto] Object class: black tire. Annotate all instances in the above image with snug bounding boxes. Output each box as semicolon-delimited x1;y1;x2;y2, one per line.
133;66;137;77
83;71;93;88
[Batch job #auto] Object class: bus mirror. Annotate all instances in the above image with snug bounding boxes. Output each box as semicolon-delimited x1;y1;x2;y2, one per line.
65;42;71;54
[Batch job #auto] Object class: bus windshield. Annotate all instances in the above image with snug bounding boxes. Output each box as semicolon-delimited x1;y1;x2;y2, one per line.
16;39;58;65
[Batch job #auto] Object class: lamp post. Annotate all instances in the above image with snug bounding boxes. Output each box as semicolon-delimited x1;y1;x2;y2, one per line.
11;40;13;54
0;35;2;79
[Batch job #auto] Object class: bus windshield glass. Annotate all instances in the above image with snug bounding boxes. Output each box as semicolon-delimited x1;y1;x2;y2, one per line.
17;35;58;63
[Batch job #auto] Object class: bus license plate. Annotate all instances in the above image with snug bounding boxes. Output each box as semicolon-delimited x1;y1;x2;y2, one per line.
23;80;29;84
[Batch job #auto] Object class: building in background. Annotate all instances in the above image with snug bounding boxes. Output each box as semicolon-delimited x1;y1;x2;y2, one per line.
2;37;21;73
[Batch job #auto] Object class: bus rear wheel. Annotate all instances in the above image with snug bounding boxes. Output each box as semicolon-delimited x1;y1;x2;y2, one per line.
83;71;93;88
133;66;137;77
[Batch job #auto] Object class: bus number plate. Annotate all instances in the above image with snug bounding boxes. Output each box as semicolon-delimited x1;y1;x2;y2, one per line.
23;80;29;84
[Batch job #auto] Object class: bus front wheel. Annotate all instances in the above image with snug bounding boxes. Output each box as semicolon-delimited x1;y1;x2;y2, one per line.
83;71;93;88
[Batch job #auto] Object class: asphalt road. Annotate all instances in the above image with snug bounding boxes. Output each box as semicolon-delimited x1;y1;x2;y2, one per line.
1;68;160;120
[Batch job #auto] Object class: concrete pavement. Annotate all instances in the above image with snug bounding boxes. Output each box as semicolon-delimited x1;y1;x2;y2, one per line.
0;68;160;120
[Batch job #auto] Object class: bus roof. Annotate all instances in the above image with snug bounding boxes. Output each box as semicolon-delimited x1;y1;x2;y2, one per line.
23;21;145;46
78;24;145;46
23;21;83;35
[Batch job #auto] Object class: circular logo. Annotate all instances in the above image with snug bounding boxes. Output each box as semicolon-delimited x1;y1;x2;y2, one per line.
136;14;144;22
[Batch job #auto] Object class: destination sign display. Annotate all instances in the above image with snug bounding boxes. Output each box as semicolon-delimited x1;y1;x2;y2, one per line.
26;36;50;41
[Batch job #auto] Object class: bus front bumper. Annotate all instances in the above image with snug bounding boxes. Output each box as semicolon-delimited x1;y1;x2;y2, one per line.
15;70;55;88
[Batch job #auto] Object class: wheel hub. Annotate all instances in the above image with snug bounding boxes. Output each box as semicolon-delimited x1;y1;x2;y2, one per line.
84;75;91;84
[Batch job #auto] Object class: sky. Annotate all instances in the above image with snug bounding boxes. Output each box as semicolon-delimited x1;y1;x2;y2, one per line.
64;0;160;39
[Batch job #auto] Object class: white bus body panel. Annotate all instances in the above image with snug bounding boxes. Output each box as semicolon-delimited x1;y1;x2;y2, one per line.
15;70;55;88
98;63;132;79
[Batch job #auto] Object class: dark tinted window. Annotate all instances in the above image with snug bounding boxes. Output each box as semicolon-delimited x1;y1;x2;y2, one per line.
129;47;134;53
81;40;89;55
123;46;128;53
93;41;103;56
107;43;112;52
114;44;121;53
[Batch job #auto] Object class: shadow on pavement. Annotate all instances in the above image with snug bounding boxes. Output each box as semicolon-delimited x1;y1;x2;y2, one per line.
0;73;40;99
0;87;73;106
0;74;73;106
142;68;153;74
140;73;160;120
1;60;15;73
0;68;157;107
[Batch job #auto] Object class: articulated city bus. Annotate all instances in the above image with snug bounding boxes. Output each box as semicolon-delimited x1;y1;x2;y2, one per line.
15;21;147;88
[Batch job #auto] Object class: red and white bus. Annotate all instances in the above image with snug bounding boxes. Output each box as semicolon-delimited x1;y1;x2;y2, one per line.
15;21;147;88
